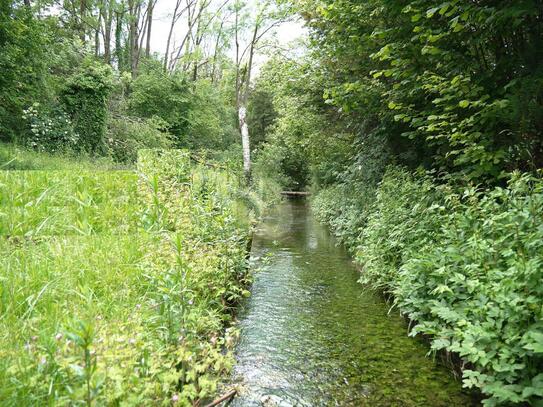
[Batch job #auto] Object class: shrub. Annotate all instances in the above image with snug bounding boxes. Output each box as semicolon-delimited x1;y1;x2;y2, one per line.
60;60;113;154
348;168;543;406
0;150;254;405
312;182;376;251
21;103;79;153
393;173;543;406
105;116;172;163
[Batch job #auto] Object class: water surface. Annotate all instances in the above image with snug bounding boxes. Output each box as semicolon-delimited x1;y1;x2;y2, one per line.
232;200;476;406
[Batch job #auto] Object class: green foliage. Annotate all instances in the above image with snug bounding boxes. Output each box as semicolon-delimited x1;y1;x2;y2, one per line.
128;68;190;139
0;142;119;171
21;103;80;153
301;0;543;183
60;60;114;154
0;150;254;405
317;166;543;405
128;66;238;151
105;116;172;163
247;88;277;151
0;3;52;141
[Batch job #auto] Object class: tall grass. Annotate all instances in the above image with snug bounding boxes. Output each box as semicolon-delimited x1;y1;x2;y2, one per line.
0;149;256;406
0;143;122;171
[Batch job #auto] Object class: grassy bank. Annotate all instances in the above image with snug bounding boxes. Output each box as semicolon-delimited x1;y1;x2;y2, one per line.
0;143;125;171
0;149;256;405
313;168;543;406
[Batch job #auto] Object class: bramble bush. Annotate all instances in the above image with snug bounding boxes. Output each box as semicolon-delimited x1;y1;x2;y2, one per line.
315;167;543;406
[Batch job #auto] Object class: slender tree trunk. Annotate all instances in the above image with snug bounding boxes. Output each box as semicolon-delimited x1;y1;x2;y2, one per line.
128;0;139;77
80;0;87;43
95;3;102;57
211;19;224;83
238;106;251;178
145;0;154;57
103;1;114;65
115;6;125;70
163;0;182;71
237;21;259;180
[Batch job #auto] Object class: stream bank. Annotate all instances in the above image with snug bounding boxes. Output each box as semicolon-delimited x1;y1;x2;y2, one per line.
230;199;477;406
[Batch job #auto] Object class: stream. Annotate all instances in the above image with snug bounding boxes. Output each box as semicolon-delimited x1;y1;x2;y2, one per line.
230;199;477;406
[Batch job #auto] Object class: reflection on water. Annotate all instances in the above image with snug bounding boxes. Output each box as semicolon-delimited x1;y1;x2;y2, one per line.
231;200;476;406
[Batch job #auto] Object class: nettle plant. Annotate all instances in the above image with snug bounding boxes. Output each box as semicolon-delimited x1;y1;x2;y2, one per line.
357;168;543;406
22;103;80;153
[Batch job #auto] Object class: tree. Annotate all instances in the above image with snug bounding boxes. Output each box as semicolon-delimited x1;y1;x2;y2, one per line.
233;0;292;180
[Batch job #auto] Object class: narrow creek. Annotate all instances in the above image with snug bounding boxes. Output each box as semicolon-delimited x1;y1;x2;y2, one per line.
230;199;477;406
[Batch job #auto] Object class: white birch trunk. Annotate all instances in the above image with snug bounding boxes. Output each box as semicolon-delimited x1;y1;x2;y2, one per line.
238;105;251;178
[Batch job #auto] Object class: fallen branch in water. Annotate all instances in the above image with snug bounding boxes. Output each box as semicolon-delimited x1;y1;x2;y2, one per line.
204;389;237;407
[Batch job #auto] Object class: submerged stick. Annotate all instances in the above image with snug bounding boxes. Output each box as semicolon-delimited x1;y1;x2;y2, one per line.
204;389;237;407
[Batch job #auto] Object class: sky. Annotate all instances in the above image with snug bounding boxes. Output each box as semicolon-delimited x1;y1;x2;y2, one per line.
150;0;307;68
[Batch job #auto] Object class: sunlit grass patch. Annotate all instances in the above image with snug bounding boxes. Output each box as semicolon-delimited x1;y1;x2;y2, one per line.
0;150;253;405
0;170;139;236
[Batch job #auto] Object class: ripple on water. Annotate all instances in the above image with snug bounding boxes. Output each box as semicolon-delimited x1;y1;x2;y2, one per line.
231;200;478;407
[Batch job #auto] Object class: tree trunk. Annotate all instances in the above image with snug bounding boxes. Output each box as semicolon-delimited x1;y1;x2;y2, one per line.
79;0;87;43
128;0;139;77
102;0;114;65
115;7;125;70
211;19;224;83
236;19;259;181
145;0;154;57
95;3;102;57
163;0;182;71
238;105;251;179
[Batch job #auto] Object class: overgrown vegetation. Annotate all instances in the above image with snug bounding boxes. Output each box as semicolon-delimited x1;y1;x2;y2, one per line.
3;0;543;404
0;150;258;405
243;1;543;405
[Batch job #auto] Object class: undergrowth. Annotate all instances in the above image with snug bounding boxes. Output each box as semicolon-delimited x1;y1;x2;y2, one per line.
0;149;258;406
313;167;543;406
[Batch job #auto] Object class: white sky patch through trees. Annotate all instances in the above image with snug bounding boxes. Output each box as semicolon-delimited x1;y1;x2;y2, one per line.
150;0;307;75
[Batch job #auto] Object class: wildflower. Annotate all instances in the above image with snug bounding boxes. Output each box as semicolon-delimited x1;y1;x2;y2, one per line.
129;338;136;345
55;333;63;341
39;356;47;365
188;299;193;306
171;394;179;403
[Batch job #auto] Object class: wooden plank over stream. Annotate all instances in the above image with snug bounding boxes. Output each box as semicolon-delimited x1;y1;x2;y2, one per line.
281;191;311;196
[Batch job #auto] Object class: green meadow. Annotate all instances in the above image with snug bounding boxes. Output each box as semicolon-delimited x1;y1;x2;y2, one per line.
0;149;254;406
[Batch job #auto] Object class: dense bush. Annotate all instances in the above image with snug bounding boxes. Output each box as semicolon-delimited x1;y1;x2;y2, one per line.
105;116;172;163
312;183;375;250
0;4;52;142
316;167;543;405
301;0;543;183
60;61;114;154
21;103;79;153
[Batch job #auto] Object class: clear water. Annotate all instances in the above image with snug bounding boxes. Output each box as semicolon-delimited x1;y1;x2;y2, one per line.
231;200;477;406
